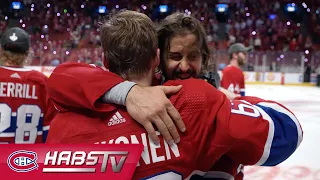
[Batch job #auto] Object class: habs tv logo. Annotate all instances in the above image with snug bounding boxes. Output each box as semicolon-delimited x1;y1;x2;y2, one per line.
7;150;38;172
6;150;128;173
0;144;142;179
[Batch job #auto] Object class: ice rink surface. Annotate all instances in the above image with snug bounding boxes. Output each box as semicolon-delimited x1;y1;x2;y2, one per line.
243;84;320;180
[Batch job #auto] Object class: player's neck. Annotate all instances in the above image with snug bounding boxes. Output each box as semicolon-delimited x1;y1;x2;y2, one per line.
130;78;151;86
127;71;153;87
229;60;240;68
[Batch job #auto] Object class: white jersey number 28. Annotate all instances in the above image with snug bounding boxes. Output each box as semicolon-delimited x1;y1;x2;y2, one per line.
0;103;41;143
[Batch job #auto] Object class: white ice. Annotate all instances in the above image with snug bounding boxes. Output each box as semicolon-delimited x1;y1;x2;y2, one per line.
244;84;320;180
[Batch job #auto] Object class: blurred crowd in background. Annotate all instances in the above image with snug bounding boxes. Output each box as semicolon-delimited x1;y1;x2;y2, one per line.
0;0;320;74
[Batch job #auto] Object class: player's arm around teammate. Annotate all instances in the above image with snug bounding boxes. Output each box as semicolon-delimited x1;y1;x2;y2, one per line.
47;62;185;145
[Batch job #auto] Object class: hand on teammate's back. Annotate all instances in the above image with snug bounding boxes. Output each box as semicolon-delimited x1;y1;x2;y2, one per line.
125;85;186;145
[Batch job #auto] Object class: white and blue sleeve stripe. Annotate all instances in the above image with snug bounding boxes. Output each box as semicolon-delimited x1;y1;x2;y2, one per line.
253;102;303;166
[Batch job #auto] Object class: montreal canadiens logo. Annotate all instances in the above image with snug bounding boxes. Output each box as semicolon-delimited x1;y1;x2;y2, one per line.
7;150;38;172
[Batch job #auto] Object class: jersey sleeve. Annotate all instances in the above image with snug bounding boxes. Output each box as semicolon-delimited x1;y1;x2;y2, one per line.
47;62;124;112
164;79;302;167
42;97;57;142
226;96;303;166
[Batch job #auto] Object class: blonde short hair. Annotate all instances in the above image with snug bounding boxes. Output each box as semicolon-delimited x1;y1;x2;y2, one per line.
0;50;28;66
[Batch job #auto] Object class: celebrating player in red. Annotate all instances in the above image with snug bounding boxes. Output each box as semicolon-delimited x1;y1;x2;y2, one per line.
0;27;56;143
221;43;251;96
47;11;302;179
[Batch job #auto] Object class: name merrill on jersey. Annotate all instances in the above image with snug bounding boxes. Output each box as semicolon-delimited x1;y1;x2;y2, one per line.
0;82;38;99
95;132;180;166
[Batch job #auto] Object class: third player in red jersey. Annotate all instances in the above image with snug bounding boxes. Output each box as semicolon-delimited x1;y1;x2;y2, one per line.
0;27;56;144
221;43;251;96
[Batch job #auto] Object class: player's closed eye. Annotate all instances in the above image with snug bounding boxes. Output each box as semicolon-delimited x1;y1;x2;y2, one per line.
168;53;183;61
187;52;200;61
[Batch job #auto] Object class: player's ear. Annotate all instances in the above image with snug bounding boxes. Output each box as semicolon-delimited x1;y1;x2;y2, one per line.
153;48;160;68
232;52;237;60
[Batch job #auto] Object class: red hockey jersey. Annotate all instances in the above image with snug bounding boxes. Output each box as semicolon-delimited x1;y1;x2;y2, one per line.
47;63;302;179
0;66;56;143
221;65;245;96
